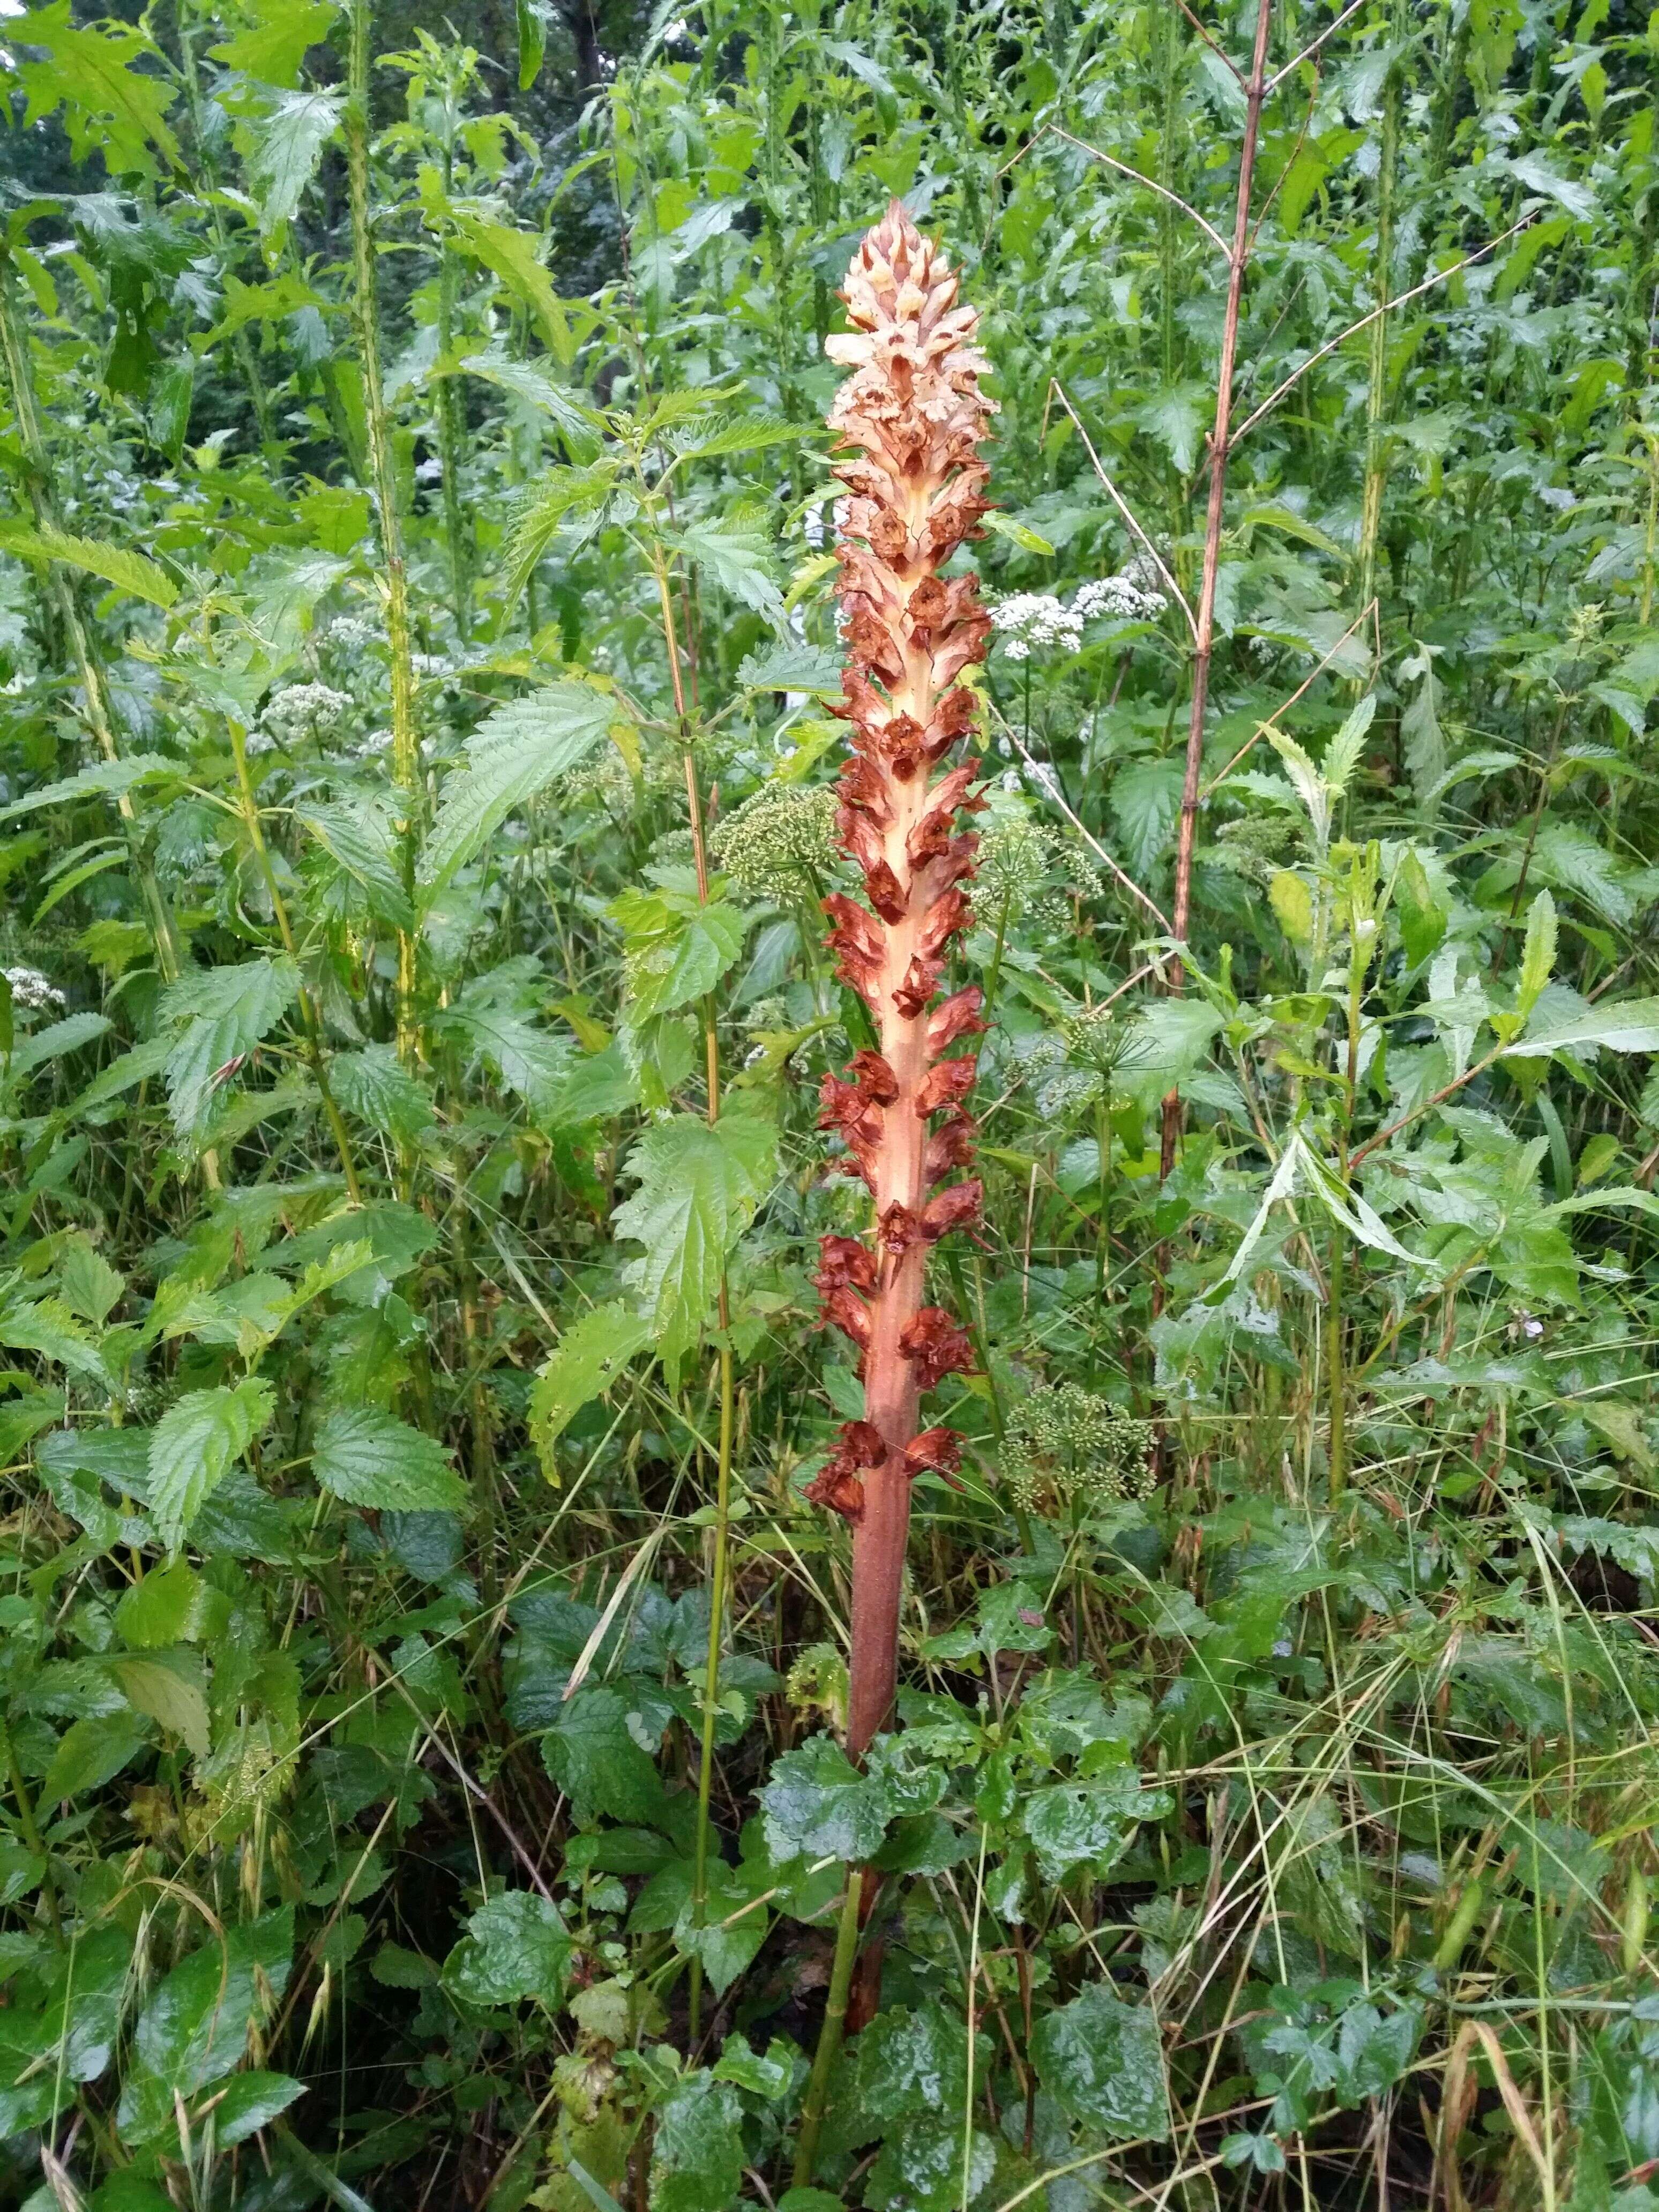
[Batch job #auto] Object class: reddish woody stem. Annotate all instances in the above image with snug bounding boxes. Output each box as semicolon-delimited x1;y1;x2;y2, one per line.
1162;0;1275;1182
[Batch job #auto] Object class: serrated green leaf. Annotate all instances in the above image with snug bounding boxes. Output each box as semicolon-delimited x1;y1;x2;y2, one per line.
312;1408;468;1511
148;1377;274;1549
0;1294;109;1381
613;890;746;1023
1506;997;1659;1058
442;1891;570;2008
0;520;178;608
6;4;181;178
649;2075;745;2212
449;207;574;364
529;1301;655;1462
0;753;177;826
110;1650;209;1758
1518;889;1558;1019
246;89;340;234
160;956;299;1136
8;1009;110;1079
209;0;340;86
1031;1982;1170;2141
667;512;784;625
40;1712;151;1804
453;345;602;458
329;1044;436;1142
420;683;619;898
759;1736;889;1863
114;1560;228;1649
1322;694;1376;797
611;1105;777;1380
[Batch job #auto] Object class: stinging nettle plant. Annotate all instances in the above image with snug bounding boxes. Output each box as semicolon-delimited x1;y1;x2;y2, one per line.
805;203;993;1765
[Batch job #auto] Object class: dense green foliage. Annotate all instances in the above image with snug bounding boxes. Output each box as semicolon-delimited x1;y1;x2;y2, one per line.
1;0;1658;2206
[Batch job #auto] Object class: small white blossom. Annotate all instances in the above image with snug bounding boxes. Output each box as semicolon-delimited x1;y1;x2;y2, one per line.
259;683;353;746
991;560;1168;660
4;965;65;1012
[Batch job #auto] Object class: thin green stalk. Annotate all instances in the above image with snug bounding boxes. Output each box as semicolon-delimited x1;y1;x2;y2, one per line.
688;1330;735;2043
1356;0;1403;617
345;0;423;1072
228;727;363;1205
177;12;276;449
0;253;186;990
1326;1231;1347;1503
653;543;733;2044
1094;1094;1112;1299
436;143;473;635
1;1717;61;1940
792;1867;863;2187
945;1243;1034;1556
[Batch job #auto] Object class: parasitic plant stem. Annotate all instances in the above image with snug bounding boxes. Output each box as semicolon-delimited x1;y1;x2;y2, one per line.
809;204;995;1764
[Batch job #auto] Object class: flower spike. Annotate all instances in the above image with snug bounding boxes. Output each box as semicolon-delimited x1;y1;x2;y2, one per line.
809;201;996;1767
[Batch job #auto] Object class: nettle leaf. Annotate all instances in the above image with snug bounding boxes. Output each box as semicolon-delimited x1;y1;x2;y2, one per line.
1031;1982;1171;2142
649;2074;745;2212
115;1909;293;2142
529;1301;655;1462
1517;890;1558;1021
8;1010;110;1081
1110;756;1184;878
245;89;341;234
41;1712;151;1804
504;463;622;597
736;638;846;695
1506;997;1659;1059
612;888;748;1023
420;682;620;897
0;1294;109;1382
6;4;181;177
0;521;178;609
297;797;412;927
453;344;602;458
541;1684;669;1825
611;1104;778;1380
110;1650;210;1758
114;1559;228;1649
668;511;784;625
329;1043;436;1143
1400;652;1445;806
312;1409;468;1512
0;754;178;827
448;206;575;365
760;1735;890;1863
210;0;340;87
1134;383;1209;474
148;1377;274;1549
1322;694;1376;798
159;956;300;1136
1527;820;1635;925
443;1891;570;2009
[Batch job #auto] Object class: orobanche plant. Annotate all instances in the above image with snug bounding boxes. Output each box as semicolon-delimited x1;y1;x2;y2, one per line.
808;203;991;1765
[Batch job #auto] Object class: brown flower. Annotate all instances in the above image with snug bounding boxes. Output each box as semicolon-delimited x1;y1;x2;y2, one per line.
808;200;995;1762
